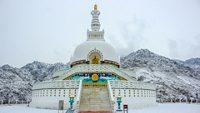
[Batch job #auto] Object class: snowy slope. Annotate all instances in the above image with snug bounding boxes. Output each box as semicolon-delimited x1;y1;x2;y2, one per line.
0;65;32;101
21;61;68;82
0;61;67;102
184;58;200;74
121;49;200;101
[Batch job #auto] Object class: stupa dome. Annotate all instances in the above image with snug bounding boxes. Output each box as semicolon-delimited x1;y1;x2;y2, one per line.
70;40;120;66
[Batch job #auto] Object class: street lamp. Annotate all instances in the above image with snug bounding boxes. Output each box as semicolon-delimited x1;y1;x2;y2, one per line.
69;96;74;110
116;96;122;111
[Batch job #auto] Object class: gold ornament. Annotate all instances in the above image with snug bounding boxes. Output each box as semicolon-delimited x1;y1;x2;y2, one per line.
92;56;99;64
94;4;97;10
92;73;98;82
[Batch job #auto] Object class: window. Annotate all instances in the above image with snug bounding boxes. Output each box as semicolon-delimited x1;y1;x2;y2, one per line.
50;90;52;96
137;90;139;97
46;90;48;96
141;90;143;97
59;89;61;96
54;90;56;96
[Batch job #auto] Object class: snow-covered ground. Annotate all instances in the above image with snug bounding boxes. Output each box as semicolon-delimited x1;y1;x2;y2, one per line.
130;103;200;113
0;104;57;113
0;103;200;113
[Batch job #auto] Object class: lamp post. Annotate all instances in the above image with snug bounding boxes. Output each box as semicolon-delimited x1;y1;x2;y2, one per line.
116;96;122;111
69;96;74;110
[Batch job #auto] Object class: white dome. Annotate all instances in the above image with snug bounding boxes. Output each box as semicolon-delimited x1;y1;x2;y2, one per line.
71;40;120;65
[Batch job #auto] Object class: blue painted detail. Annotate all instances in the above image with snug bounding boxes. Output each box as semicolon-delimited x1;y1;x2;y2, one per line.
82;78;107;83
70;73;120;80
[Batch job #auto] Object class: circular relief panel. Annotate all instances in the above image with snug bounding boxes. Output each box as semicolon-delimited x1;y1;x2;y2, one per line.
92;73;99;82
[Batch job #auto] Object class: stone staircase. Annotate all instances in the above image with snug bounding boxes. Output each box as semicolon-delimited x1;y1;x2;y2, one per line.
78;85;112;113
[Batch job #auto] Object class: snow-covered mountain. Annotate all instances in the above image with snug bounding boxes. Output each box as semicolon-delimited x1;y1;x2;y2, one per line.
0;49;200;102
184;58;200;74
121;49;200;101
0;61;67;102
21;61;68;82
0;65;32;102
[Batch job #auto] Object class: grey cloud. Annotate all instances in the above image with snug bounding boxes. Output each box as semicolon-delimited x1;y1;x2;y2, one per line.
112;16;148;56
187;34;200;58
168;39;179;58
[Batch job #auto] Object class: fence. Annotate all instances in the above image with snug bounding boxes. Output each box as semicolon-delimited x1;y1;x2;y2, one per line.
157;98;200;103
0;100;31;105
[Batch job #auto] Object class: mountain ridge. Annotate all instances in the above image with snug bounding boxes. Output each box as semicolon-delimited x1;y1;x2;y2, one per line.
0;49;200;102
0;62;67;101
121;49;200;101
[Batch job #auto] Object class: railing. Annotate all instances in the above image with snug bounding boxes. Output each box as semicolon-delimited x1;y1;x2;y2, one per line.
56;64;136;81
157;98;200;103
107;80;115;113
109;80;156;90
33;80;80;90
116;68;136;80
75;80;82;113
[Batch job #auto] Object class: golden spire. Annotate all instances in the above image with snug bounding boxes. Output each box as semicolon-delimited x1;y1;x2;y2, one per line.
94;4;97;10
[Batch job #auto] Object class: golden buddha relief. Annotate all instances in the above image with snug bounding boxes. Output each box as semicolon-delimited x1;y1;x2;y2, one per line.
92;55;99;64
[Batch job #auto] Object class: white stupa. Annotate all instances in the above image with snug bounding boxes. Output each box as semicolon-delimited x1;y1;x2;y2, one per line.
30;5;156;113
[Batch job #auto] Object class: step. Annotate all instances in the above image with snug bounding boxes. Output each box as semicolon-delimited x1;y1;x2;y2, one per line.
79;86;112;112
78;111;112;113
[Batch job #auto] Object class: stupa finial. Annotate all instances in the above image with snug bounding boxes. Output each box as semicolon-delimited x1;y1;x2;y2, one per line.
94;4;97;10
87;4;104;41
91;4;100;31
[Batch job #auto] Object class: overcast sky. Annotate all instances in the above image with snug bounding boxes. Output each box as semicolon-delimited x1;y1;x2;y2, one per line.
0;0;200;67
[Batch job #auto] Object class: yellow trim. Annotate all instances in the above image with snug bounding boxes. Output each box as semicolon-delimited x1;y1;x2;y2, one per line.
63;76;71;80
83;82;107;87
